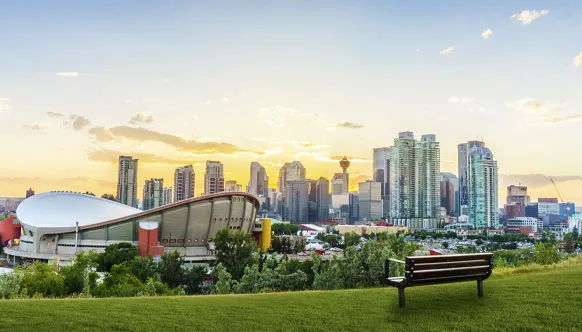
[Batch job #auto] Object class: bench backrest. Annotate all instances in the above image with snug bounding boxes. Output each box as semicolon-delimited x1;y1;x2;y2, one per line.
404;253;493;286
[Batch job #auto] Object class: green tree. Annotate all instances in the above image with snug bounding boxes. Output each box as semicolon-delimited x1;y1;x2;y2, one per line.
60;251;98;296
213;263;235;294
129;256;157;283
534;242;560;265
183;265;206;295
343;232;361;247
96;242;139;272
271;223;300;235
325;234;339;247
19;262;65;298
475;239;484;246
158;251;185;288
214;229;258;280
0;271;22;299
441;242;449;249
94;263;147;297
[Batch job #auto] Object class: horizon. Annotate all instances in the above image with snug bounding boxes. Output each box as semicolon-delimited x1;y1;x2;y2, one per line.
1;1;581;205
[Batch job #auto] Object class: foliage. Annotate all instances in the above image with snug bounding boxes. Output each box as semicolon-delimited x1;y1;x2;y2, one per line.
441;242;449;249
212;263;235;295
158;251;184;288
343;232;361;247
271;223;300;235
183;265;206;295
533;242;560;265
271;236;305;254
456;245;478;254
129;256;158;283
214;229;258;280
0;271;22;299
18;262;65;298
94;263;147;297
95;243;139;272
325;234;340;248
59;251;98;296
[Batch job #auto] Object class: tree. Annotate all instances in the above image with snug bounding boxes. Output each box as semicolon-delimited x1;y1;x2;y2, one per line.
213;263;234;294
214;229;258;280
158;251;184;288
441;242;449;249
534;242;560;265
94;263;147;297
60;251;98;296
183;265;206;295
475;239;484;246
271;223;300;235
343;232;361;248
96;243;139;272
19;262;65;298
0;271;22;299
564;233;575;254
325;234;339;248
129;256;157;283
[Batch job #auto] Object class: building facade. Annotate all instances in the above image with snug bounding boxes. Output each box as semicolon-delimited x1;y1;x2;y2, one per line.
359;181;382;221
143;178;164;210
277;161;306;193
248;162;268;197
440;177;455;216
417;134;441;218
315;177;330;222
373;147;392;219
163;187;172;206
117;156;139;208
174;165;195;202
204;161;224;195
283;180;309;224
26;188;35;198
468;146;499;229
458;141;485;213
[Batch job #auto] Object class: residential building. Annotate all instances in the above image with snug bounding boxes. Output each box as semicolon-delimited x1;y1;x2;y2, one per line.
348;192;359;225
248;162;268;197
440;178;455;216
277;161;306;193
307;179;317;223
117;155;139;207
506;217;541;234
174;165;195;202
458;141;485;213
315;177;330;222
25;188;35;198
143;178;164;210
417;134;441;218
467;146;499;229
283;180;309;224
204;161;224;195
359;181;382;221
507;185;530;206
162;187;172;205
225;180;243;192
373;147;391;219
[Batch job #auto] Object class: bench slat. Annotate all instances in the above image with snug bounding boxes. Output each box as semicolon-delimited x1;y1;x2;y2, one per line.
409;273;489;286
410;265;490;280
412;260;490;271
407;253;492;264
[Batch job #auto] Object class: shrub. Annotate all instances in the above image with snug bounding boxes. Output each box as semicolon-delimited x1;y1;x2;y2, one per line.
18;262;65;298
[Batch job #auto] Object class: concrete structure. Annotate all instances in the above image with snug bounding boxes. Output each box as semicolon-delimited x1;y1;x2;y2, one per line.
392;217;445;231
26;188;35;198
358;181;382;221
504;203;525;219
204;161;224;195
349;193;359;224
283;180;309;224
307;179;317;223
277;161;306;193
538;197;559;203
174;165;195;202
117;156;139;208
373;147;392;219
248;162;268;197
5;191;260;262
468;146;499;229
143;178;164;210
458;141;485;214
440;172;459;216
162;187;173;206
331;157;350;194
315;177;330;222
507;185;530;206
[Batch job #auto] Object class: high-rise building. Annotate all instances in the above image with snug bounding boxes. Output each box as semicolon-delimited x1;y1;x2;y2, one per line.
25;188;35;198
248;162;268;197
307;179;317;222
468;146;499;229
538;197;559;203
440;178;455;216
440;173;459;215
458;141;485;213
507;185;530;206
331;173;347;195
143;178;163;210
315;177;330;222
117;155;138;207
225;180;243;192
417;134;441;218
359;181;382;221
373;147;391;219
277;161;306;193
174;165;195;202
283;180;309;224
348;192;359;225
204;161;224;195
162;187;173;205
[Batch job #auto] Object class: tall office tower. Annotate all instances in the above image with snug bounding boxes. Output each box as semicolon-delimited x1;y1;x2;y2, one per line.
458;141;486;213
307;179;317;222
417;135;441;218
162;187;173;205
373;147;392;219
143;178;164;210
225;180;243;192
440;178;455;216
315;177;330;222
117;155;139;207
25;188;35;198
440;173;459;216
507;185;530;205
348;192;359;225
248;162;269;197
389;132;417;219
468;146;499;229
277;161;306;193
283;180;309;224
331;173;346;195
174;165;195;202
204;161;224;195
358;181;382;221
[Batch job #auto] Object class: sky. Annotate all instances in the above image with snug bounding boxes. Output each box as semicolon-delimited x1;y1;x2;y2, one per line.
0;1;581;204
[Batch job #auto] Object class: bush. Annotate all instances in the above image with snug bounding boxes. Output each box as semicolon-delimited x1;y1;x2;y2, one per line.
158;251;184;288
60;251;98;296
96;243;139;272
183;265;206;295
18;262;65;298
0;272;22;299
94;263;147;297
534;242;560;265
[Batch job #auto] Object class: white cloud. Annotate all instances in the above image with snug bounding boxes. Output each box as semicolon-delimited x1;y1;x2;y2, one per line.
574;52;582;67
511;9;549;25
440;46;455;55
448;96;474;104
505;98;567;113
469;107;487;113
221;97;229;104
56;72;79;77
481;29;493;39
24;123;50;130
129;112;155;125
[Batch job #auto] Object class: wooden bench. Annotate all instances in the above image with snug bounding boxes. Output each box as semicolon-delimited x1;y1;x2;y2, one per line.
384;253;493;308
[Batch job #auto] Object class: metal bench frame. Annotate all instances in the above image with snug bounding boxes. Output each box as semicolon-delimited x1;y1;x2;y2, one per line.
384;253;493;308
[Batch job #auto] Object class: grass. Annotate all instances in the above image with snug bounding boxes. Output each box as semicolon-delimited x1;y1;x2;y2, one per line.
1;266;582;332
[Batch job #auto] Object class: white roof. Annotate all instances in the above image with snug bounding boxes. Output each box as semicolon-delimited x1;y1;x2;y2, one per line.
17;192;141;228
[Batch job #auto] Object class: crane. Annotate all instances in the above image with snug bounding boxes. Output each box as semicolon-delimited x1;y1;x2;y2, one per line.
550;178;571;222
549;178;564;203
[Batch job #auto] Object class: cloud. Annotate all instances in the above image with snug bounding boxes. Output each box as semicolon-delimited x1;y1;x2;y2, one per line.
0;176;115;195
539;114;582;123
481;29;493;39
88;125;254;154
129;112;154;125
56;72;79;77
574;52;582;67
292;141;328;149
469;107;487;113
0;97;9;101
87;149;197;165
221;97;229;104
448;96;474;104
505;99;567;113
331;121;364;129
24;123;49;130
330;156;370;163
46;111;65;118
440;46;455;55
69;115;92;130
511;9;549;25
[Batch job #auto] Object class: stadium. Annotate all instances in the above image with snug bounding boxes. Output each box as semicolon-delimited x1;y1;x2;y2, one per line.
4;191;268;263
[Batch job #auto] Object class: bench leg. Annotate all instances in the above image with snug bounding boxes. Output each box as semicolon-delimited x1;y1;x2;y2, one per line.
477;280;483;297
398;287;405;308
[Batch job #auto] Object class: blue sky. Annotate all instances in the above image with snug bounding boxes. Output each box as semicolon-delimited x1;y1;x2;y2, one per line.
0;1;581;202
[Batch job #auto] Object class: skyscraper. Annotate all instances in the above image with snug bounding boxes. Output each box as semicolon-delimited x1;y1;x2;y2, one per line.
204;161;224;195
174;165;195;202
315;177;330;222
440;172;459;216
25;188;35;198
117;155;138;207
358;181;382;221
307;179;317;222
468;146;499;229
417;135;441;218
277;161;306;193
143;178;163;210
507;185;530;206
162;187;173;205
373;147;391;218
248;162;268;197
225;180;242;192
458;141;485;213
440;178;455;216
283;180;308;224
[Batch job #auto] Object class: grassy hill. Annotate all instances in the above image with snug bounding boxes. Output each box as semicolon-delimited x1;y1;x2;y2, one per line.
1;266;581;331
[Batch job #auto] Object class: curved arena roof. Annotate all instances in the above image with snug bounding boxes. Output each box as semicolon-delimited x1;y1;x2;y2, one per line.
17;192;141;228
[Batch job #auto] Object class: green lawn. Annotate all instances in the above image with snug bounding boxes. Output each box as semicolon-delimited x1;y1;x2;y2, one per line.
1;267;581;332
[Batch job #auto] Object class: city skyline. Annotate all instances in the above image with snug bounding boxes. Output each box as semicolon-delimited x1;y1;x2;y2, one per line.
1;1;582;204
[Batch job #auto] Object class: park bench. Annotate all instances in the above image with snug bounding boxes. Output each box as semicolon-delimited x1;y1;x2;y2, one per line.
384;253;493;308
